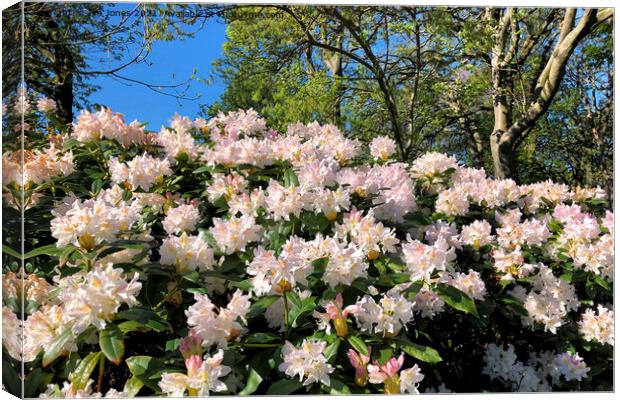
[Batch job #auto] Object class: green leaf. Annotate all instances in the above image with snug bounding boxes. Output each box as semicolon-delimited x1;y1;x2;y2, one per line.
42;329;73;367
300;212;329;232
244;332;282;344
123;376;144;397
311;256;329;272
324;340;340;364
499;295;528;317
404;211;433;226
69;352;102;391
2;245;21;259
287;296;316;328
165;338;181;352
231;279;253;291
347;336;369;356
592;275;611;292
284;290;302;310
91;178;104;195
99;324;125;365
23;244;67;259
434;283;479;317
547;219;564;234
376;347;393;365
328;377;352;394
2;359;21;397
116;308;171;333
238;368;263;395
249;295;279;318
395;338;442;364
125;356;168;390
266;379;303;395
24;368;44;398
283;168;299;187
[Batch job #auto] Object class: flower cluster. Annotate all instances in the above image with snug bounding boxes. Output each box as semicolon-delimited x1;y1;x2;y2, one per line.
159;350;231;396
578;305;614;346
2;146;74;187
2;105;613;396
482;344;590;391
109;153;172;191
73;108;148;146
279;340;335;386
185;290;251;348
50;195;141;249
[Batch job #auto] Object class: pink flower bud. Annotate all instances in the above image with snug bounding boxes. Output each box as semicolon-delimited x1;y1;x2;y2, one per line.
184;354;202;374
179;331;203;360
383;354;405;377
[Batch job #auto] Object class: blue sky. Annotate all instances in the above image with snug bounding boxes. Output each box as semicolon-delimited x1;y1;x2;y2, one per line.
85;4;227;131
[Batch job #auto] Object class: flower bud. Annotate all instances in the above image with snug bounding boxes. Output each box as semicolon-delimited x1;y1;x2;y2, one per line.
78;233;96;251
326;210;338;222
383;375;401;394
333;315;348;338
367;250;380;261
179;332;202;360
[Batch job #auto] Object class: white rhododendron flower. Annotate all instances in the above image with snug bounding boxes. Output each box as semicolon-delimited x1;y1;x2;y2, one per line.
2;271;53;304
206;172;248;202
4;101;613;395
402;235;456;282
578;305;614;346
413;284;445;318
185;290;251;348
425;220;461;248
40;379;128;398
159;351;231;396
163;202;200;235
159;232;215;273
352;288;415;336
2;307;23;361
23;305;71;362
56;263;141;334
335;208;399;258
247;246;312;295
313;236;369;288
460;220;494;249
439;270;487;301
50;196;140;249
206;108;267;141
2;146;74;186
109;153;172;191
36;97;57;113
410;152;459;178
435;187;470;216
157;115;201;160
369;136;397;161
509;265;579;334
367;164;417;222
400;364;425;394
553;352;590;382
279;340;335;386
209;215;263;254
265;179;309;221
72;107;147;146
227;188;266;217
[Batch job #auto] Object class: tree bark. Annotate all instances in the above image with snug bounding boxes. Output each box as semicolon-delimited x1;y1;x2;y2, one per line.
488;7;613;179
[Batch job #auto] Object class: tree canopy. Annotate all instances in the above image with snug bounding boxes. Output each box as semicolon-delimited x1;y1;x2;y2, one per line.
206;6;613;192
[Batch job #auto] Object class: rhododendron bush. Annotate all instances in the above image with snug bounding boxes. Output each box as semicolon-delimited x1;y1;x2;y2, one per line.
1;96;614;397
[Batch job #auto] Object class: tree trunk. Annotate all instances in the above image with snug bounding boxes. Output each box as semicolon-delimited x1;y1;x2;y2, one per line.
490;113;514;179
487;8;612;179
321;24;344;127
462;117;485;169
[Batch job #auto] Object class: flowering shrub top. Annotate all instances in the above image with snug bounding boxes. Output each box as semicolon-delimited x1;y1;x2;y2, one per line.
1;97;614;396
